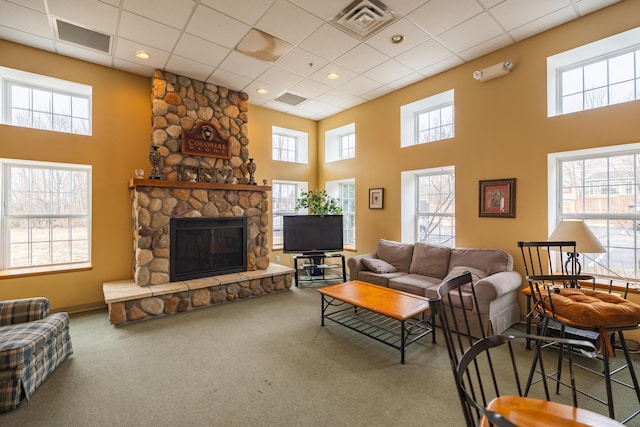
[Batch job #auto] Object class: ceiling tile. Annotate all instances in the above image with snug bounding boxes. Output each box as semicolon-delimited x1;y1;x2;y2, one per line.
336;75;382;96
286;0;345;20
199;0;276;26
365;18;430;57
334;43;389;74
308;63;357;88
508;6;577;42
408;0;483;35
437;12;504;53
275;47;328;77
387;72;426;89
0;1;50;38
119;11;181;51
9;0;45;12
0;26;54;51
208;69;252;91
242;80;283;101
56;41;113;67
298;23;360;61
256;66;303;90
419;56;464;78
457;34;512;62
263;100;295;113
287;79;332;98
395;38;453;71
361;85;394;101
296;98;336;113
574;0;621;15
315;90;363;107
113;57;156;77
218;50;271;79
254;0;323;45
164;55;214;82
490;0;572;31
383;0;431;16
48;0;119;35
364;59;414;85
113;37;170;69
122;0;195;28
173;34;230;67
185;4;250;49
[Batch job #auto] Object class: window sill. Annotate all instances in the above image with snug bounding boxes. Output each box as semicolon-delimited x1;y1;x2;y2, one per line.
0;263;92;279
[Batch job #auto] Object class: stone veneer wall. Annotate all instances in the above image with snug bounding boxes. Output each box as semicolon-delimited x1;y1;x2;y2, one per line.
132;184;270;286
151;69;250;181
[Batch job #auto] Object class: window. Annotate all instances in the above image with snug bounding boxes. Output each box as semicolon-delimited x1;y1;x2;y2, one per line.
400;90;454;147
0;67;92;135
272;126;308;164
327;179;356;247
401;166;455;247
272;181;307;248
1;159;91;270
549;142;640;281
325;123;355;162
548;26;640;117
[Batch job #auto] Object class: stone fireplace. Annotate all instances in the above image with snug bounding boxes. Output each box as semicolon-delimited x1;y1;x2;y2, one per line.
102;70;294;325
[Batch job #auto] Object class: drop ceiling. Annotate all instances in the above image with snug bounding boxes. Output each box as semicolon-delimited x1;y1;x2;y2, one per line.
0;0;621;120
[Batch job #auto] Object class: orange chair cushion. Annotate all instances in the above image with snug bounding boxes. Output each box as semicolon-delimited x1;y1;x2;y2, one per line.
540;289;640;329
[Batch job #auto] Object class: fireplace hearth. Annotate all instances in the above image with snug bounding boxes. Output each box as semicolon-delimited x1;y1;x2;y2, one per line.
170;217;247;282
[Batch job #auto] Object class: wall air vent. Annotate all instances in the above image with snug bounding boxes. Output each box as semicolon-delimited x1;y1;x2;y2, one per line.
330;0;398;41
275;92;307;106
55;19;111;53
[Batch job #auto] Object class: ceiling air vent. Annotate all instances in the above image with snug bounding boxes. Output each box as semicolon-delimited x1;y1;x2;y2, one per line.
55;19;111;54
275;92;307;106
330;0;398;41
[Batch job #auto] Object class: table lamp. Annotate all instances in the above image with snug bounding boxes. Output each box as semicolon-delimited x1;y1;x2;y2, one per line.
548;220;606;275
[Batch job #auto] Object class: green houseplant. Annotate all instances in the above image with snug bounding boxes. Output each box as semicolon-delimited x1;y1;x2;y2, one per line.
295;189;342;215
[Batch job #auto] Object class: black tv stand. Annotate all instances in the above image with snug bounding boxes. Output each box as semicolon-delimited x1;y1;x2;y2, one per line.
293;253;346;287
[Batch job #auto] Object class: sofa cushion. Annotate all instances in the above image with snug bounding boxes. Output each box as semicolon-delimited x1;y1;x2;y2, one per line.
443;266;487;285
358;271;406;287
375;239;414;273
449;248;512;276
389;274;441;298
361;257;398;274
409;243;451;279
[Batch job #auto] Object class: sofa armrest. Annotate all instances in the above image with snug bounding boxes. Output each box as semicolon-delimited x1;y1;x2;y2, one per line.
0;297;50;326
347;253;375;280
473;271;523;313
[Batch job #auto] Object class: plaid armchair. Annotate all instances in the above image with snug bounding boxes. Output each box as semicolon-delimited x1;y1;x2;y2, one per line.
0;298;73;412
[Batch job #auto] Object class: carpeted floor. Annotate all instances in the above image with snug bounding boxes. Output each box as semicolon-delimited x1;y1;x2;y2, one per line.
1;283;639;426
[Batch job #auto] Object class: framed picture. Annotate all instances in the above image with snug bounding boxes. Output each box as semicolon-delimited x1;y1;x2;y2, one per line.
369;188;384;209
479;178;516;218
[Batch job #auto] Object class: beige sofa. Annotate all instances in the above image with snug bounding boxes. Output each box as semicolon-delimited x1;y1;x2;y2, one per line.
347;239;522;336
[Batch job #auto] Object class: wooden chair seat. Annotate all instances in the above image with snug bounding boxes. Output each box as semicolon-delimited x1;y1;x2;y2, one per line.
484;396;624;426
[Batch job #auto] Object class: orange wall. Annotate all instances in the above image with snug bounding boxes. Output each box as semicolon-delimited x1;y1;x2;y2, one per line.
1;1;639;315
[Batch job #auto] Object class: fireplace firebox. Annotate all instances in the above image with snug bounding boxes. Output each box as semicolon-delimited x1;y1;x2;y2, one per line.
170;217;247;282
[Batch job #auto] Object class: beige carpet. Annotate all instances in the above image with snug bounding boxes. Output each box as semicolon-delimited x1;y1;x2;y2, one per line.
1;283;639;426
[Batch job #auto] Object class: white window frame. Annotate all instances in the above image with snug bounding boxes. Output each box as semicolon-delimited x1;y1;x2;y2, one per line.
1;158;92;271
0;66;92;135
547;26;640;117
401;166;455;246
400;89;454;147
325;123;355;162
549;142;640;283
327;179;355;248
272;180;307;249
272;126;308;164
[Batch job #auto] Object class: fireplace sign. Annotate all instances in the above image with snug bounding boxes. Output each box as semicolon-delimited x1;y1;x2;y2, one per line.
181;121;230;159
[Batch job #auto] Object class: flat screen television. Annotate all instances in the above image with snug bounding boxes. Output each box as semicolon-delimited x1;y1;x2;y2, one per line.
283;215;343;254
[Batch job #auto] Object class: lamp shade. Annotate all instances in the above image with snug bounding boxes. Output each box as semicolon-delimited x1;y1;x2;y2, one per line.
548;220;606;253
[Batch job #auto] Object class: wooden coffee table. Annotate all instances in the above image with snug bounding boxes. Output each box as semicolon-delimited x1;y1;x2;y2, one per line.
318;280;435;364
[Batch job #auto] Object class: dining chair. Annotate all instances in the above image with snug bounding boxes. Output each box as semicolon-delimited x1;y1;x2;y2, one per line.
434;272;607;426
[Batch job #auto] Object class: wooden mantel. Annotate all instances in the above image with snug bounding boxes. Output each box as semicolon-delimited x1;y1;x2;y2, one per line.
129;178;271;192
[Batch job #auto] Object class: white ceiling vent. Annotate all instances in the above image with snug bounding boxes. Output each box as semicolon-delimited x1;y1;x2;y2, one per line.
330;0;398;40
275;92;307;106
55;19;111;54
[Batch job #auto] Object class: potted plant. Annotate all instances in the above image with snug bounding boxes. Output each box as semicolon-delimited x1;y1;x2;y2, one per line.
295;189;342;215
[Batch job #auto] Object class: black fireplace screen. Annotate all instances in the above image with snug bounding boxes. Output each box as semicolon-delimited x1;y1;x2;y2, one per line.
170;217;247;282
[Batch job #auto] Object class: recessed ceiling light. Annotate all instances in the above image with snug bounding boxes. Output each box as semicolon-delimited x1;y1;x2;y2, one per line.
327;72;340;80
390;34;405;44
135;50;150;60
256;88;268;94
